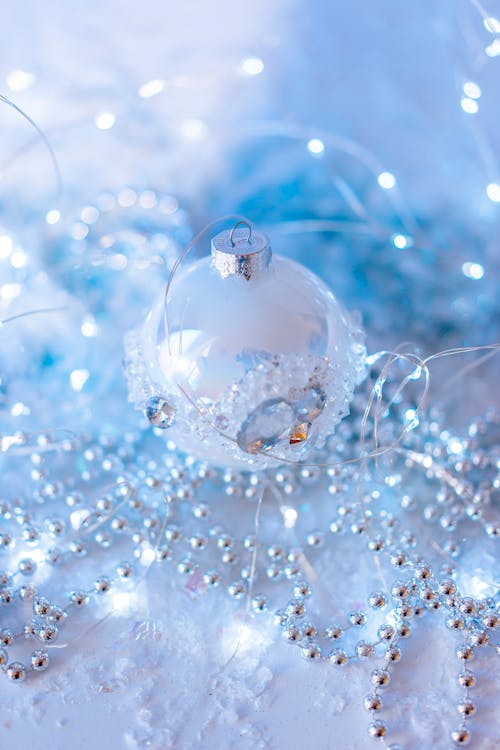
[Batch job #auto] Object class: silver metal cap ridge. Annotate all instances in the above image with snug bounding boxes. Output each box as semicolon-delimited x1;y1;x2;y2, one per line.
211;222;271;280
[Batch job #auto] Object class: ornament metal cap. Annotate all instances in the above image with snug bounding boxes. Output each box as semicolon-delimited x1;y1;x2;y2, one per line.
211;221;271;280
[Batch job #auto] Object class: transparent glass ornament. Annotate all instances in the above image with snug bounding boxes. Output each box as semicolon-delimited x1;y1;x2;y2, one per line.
124;223;366;468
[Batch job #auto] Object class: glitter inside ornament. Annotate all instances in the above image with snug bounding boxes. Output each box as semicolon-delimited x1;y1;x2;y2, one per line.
125;221;366;468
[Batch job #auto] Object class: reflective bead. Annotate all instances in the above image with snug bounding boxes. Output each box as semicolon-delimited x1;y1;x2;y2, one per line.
368;721;387;738
329;649;347;666
6;662;26;682
31;650;49;672
364;694;382;711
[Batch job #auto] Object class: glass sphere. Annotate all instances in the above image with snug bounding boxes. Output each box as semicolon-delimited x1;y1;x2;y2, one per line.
125;227;366;468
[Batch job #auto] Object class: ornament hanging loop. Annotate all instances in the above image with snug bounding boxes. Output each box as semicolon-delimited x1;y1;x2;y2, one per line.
229;220;253;247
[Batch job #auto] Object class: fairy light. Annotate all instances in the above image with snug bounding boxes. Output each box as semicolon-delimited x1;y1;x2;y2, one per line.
70;369;90;392
463;81;481;99
483;16;500;33
45;209;61;225
377;171;396;189
6;69;35;92
138;79;165;98
180;118;208;139
0;234;13;259
462;262;484;280
10;249;28;268
282;506;298;528
392;233;410;250
460;97;479;114
307;138;325;155
241;57;264;75
486;182;500;202
0;282;21;300
485;39;500;57
94;112;116;130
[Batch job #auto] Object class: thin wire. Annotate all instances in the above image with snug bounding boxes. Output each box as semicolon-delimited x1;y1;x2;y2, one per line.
0;93;62;196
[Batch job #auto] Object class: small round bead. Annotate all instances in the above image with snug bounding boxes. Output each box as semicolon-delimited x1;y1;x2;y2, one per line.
301;644;321;660
6;662;26;682
398;623;411;638
18;558;37;576
19;584;36;600
446;615;464;630
0;589;13;605
456;644;474;661
116;562;134;579
0;629;15;646
368;537;384;552
470;630;488;647
459;598;475;616
457;700;475;717
283;627;301;643
368;720;387;739
390;552;407;567
293;581;312;599
391;580;409;599
302;623;317;639
364;694;382;712
31;650;49;672
386;645;401;662
329;649;347;666
349;610;367;626
94;577;111;594
368;592;387;609
203;571;220;587
378;624;395;641
420;586;435;602
458;670;475;688
37;624;57;642
227;581;245;598
438;579;456;596
252;595;267;613
396;603;413;619
156;546;172;562
414;564;431;580
50;607;66;622
451;727;470;745
69;591;87;606
483;612;499;630
287;601;305;618
267;544;283;559
177;560;194;575
325;625;343;640
356;641;374;658
371;669;390;687
189;534;206;550
33;597;51;616
0;647;7;665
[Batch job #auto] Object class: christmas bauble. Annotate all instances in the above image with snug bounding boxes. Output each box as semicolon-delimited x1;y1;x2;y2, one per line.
125;221;366;468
